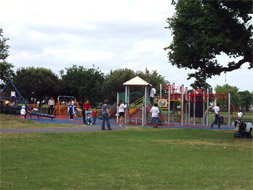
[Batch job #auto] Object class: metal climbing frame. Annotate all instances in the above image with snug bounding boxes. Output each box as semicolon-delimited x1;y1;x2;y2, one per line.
160;83;231;126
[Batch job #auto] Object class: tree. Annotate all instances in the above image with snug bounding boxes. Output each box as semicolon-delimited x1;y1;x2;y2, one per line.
165;0;252;88
102;68;168;104
0;28;14;85
102;68;135;103
239;90;253;111
14;67;61;104
215;84;240;110
136;68;168;95
61;65;104;105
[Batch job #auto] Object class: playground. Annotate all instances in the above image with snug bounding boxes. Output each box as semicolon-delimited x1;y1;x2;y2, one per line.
1;78;252;189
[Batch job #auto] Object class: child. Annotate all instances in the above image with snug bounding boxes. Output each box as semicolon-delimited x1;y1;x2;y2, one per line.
20;105;26;119
118;100;127;127
92;107;97;125
87;113;92;125
68;101;74;120
150;103;160;128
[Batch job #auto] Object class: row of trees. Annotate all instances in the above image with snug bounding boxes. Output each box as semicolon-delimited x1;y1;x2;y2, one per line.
1;65;168;106
1;64;252;110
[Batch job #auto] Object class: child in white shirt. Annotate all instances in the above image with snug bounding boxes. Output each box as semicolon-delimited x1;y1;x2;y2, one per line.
150;103;160;128
20;105;26;119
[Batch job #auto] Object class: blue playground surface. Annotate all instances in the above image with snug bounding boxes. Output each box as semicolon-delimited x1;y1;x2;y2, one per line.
27;116;235;130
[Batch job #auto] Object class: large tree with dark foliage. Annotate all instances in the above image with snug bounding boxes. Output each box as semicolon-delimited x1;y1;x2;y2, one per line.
165;0;252;88
14;67;61;104
60;65;104;105
0;28;15;86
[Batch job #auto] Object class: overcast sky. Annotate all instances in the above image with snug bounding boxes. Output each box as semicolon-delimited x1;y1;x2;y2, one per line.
0;0;252;92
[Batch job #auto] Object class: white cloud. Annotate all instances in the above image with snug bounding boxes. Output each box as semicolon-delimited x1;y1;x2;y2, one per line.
0;0;252;91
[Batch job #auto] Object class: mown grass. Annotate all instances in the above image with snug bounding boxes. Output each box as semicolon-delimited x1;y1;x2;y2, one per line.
0;114;83;128
1;120;252;190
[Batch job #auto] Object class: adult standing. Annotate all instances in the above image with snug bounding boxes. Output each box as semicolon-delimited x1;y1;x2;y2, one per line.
211;103;221;128
48;97;55;115
82;100;91;124
150;87;156;105
102;99;112;130
118;100;127;127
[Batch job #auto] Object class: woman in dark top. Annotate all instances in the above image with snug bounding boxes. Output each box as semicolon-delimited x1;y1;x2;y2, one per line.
101;99;112;130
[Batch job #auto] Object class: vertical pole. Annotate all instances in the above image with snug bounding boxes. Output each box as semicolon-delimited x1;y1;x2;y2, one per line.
160;84;162;99
206;89;209;126
228;93;231;126
125;86;128;124
143;86;148;126
202;91;205;125
168;83;171;125
116;92;119;123
185;87;188;124
193;90;196;125
188;96;191;124
181;85;184;126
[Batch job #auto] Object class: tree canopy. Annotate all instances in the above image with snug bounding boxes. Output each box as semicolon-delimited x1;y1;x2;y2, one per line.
215;84;240;110
14;67;61;103
0;29;14;85
166;0;253;88
60;65;104;105
239;90;253;111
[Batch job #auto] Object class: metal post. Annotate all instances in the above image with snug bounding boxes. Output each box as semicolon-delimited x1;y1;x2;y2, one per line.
193;90;196;125
125;86;128;124
168;83;171;125
206;89;209;126
185;87;188;124
144;86;148;126
228;93;231;126
188;95;191;124
202;91;205;125
160;84;162;99
181;84;184;126
116;92;119;123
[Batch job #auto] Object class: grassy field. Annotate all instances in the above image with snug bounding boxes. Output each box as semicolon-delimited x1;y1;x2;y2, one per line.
0;115;253;190
0;114;83;129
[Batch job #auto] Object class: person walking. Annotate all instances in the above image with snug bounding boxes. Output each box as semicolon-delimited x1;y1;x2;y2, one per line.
211;103;221;128
101;99;112;130
150;103;160;128
118;100;127;127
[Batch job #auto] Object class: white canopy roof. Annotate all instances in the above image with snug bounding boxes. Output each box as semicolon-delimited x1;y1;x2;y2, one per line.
123;76;152;86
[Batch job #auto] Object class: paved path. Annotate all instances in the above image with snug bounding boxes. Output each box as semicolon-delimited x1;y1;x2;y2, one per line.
0;125;126;134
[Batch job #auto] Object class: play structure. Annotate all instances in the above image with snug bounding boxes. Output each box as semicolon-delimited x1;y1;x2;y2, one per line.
52;96;82;118
114;77;237;127
0;81;55;119
158;83;233;126
114;77;165;126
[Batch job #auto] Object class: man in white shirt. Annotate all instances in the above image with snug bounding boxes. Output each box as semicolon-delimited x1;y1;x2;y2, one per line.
211;103;221;128
150;87;156;105
150;103;160;128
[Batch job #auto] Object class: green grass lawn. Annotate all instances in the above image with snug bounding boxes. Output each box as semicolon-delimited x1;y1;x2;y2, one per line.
0;115;253;189
0;114;83;129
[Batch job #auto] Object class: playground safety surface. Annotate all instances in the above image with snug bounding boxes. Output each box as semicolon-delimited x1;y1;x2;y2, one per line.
0;116;234;134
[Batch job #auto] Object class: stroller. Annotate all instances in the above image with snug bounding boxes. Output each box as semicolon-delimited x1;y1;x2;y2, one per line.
233;120;252;139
